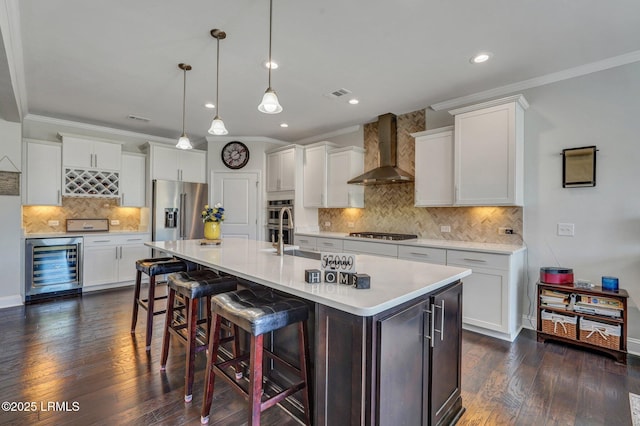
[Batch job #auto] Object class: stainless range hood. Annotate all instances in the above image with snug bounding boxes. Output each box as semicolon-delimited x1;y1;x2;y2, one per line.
347;113;414;185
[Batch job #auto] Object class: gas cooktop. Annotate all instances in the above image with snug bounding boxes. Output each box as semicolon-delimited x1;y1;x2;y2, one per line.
348;232;418;241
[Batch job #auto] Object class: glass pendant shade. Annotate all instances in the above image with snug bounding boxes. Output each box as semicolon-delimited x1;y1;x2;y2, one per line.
258;88;282;114
176;63;193;150
176;134;193;149
208;115;228;135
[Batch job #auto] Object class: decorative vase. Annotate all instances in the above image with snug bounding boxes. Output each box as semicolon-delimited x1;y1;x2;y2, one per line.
204;221;221;240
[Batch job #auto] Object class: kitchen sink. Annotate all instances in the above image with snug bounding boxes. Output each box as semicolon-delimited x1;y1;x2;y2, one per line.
284;249;321;260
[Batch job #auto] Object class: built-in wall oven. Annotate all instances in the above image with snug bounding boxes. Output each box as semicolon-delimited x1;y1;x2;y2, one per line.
266;199;294;245
25;237;83;303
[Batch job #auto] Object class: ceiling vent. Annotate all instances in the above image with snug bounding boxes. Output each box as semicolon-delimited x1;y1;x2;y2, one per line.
325;88;352;99
127;114;151;122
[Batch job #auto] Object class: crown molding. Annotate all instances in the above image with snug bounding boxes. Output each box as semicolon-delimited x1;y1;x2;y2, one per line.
205;135;288;145
0;0;27;121
448;94;528;116
430;50;640;111
24;114;179;145
295;125;362;145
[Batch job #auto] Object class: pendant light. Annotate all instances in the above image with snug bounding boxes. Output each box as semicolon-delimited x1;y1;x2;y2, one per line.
208;29;228;135
258;0;282;114
176;63;193;149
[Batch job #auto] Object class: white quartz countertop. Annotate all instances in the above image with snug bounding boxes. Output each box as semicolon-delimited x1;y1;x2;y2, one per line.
295;231;526;255
146;238;471;317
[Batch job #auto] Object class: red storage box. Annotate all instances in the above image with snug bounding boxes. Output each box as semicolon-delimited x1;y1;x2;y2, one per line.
540;267;574;285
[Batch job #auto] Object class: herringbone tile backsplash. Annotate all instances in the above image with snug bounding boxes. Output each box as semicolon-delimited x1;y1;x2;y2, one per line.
319;109;523;244
23;197;144;233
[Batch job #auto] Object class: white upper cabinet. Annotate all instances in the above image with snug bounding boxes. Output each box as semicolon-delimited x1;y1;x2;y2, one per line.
149;143;206;183
413;127;454;207
450;95;527;206
303;142;337;207
266;146;297;192
327;146;365;208
120;153;146;207
24;139;62;206
61;134;122;171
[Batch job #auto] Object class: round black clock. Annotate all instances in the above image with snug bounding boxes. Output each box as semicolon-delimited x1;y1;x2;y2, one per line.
221;141;250;169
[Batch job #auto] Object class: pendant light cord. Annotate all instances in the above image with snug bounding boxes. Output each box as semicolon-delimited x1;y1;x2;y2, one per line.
216;37;221;116
268;0;273;88
182;67;187;135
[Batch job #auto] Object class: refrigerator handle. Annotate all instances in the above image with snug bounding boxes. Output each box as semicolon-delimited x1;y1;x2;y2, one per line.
179;193;186;239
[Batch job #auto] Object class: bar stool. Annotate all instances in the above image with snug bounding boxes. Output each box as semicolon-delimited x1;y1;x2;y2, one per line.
160;269;239;403
131;257;188;350
200;288;312;426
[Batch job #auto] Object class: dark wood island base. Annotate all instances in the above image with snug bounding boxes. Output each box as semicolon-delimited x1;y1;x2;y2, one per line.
315;280;464;425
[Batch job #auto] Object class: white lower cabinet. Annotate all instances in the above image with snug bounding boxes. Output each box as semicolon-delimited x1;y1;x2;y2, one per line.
316;237;344;251
343;240;398;258
397;245;446;265
83;234;150;289
296;236;317;251
446;249;522;341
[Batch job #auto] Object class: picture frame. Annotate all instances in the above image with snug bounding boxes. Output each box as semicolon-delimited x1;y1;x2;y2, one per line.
562;146;597;188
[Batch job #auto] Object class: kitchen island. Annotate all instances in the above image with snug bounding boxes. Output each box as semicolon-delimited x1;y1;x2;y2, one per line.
147;238;471;425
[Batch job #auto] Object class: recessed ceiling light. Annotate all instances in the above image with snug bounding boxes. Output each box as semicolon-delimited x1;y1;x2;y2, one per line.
470;52;492;64
348;98;359;105
280;123;288;128
204;103;215;109
264;61;278;69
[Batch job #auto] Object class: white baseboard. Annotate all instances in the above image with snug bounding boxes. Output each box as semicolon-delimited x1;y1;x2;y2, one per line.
462;323;522;342
0;294;23;309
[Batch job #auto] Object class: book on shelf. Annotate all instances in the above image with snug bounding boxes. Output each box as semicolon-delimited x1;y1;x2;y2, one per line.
573;305;622;318
576;294;623;310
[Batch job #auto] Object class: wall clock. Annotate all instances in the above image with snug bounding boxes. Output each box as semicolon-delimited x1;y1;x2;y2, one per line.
221;141;250;169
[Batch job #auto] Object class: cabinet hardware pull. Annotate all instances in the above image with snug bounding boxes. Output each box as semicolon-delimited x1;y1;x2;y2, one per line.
57;190;61;204
95;154;98;168
438;300;445;341
121;193;125;205
115;247;119;259
424;307;434;346
410;252;428;256
430;303;436;347
93;240;111;243
462;258;486;263
127;238;142;241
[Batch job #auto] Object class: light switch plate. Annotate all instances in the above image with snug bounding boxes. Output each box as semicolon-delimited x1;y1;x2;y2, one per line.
440;225;451;233
110;219;120;226
557;223;575;236
47;220;59;227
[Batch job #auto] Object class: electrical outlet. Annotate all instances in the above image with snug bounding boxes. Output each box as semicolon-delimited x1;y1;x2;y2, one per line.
110;219;120;226
440;225;451;233
347;222;355;228
498;227;514;235
324;221;331;227
47;220;59;227
557;223;575;236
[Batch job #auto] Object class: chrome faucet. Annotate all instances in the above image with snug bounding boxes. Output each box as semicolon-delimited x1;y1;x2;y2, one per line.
274;206;293;256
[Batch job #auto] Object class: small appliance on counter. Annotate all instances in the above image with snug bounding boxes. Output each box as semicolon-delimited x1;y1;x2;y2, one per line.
539;267;574;285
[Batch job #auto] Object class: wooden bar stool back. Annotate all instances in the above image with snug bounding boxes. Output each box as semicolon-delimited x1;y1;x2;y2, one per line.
200;288;312;426
131;257;188;350
160;269;239;403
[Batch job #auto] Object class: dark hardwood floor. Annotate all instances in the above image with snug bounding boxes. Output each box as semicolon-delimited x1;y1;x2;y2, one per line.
0;286;638;425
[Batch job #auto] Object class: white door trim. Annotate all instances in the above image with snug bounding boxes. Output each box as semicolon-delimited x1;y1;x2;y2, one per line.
211;170;262;241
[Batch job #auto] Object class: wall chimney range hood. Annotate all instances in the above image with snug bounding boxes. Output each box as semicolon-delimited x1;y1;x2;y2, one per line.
347;113;414;185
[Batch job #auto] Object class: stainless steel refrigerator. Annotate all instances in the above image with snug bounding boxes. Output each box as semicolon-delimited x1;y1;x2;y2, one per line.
152;179;208;242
